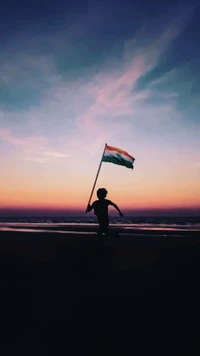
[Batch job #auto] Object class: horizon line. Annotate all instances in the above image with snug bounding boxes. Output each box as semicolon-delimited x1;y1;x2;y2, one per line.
0;207;199;218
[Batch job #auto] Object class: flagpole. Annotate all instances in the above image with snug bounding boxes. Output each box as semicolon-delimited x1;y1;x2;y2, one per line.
85;143;107;213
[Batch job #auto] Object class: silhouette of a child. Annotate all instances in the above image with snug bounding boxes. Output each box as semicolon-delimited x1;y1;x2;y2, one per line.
87;188;123;236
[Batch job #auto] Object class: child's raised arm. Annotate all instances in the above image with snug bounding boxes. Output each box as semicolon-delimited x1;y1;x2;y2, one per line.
109;201;123;217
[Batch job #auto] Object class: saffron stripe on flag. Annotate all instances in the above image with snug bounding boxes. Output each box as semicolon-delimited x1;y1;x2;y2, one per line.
105;144;135;161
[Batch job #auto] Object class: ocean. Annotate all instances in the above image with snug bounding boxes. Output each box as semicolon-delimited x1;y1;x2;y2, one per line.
0;216;199;233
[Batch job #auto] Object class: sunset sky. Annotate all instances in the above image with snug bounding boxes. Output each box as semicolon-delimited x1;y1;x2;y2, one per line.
0;0;199;215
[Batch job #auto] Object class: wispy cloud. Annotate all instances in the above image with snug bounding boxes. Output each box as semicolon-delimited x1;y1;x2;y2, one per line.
149;70;177;86
0;128;47;146
43;150;71;158
0;128;71;162
73;19;186;144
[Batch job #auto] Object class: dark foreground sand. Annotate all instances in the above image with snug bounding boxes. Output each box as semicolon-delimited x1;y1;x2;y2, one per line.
0;229;200;355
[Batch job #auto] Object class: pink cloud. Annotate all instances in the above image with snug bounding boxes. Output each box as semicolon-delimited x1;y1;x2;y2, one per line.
74;12;191;141
0;128;47;147
76;55;146;136
0;128;71;162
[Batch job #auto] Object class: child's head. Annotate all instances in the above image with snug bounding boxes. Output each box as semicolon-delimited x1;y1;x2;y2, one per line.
97;188;107;200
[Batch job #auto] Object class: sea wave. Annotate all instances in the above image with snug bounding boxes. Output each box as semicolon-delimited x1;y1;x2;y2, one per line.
0;216;199;232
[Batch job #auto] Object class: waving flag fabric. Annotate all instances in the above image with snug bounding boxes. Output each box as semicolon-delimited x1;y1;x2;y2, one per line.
102;145;135;169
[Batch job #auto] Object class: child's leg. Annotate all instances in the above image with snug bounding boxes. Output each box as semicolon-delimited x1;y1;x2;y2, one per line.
98;219;109;235
103;217;109;235
97;224;104;249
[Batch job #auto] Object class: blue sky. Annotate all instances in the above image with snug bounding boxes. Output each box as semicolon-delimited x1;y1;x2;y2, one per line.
0;0;199;212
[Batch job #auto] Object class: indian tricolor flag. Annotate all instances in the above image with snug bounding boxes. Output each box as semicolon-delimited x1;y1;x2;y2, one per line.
102;144;135;169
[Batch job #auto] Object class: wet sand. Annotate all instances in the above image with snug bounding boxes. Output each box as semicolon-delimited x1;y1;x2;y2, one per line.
0;229;200;355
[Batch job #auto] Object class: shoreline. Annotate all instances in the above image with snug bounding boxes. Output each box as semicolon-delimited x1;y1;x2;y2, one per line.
0;223;199;236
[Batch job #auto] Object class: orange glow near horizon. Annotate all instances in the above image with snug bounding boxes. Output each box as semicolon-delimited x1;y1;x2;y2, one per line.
1;156;199;212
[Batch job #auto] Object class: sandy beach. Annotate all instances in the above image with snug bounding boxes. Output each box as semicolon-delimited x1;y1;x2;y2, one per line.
0;226;200;355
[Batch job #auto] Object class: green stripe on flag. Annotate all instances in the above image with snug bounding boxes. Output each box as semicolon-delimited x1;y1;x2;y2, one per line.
102;155;133;169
